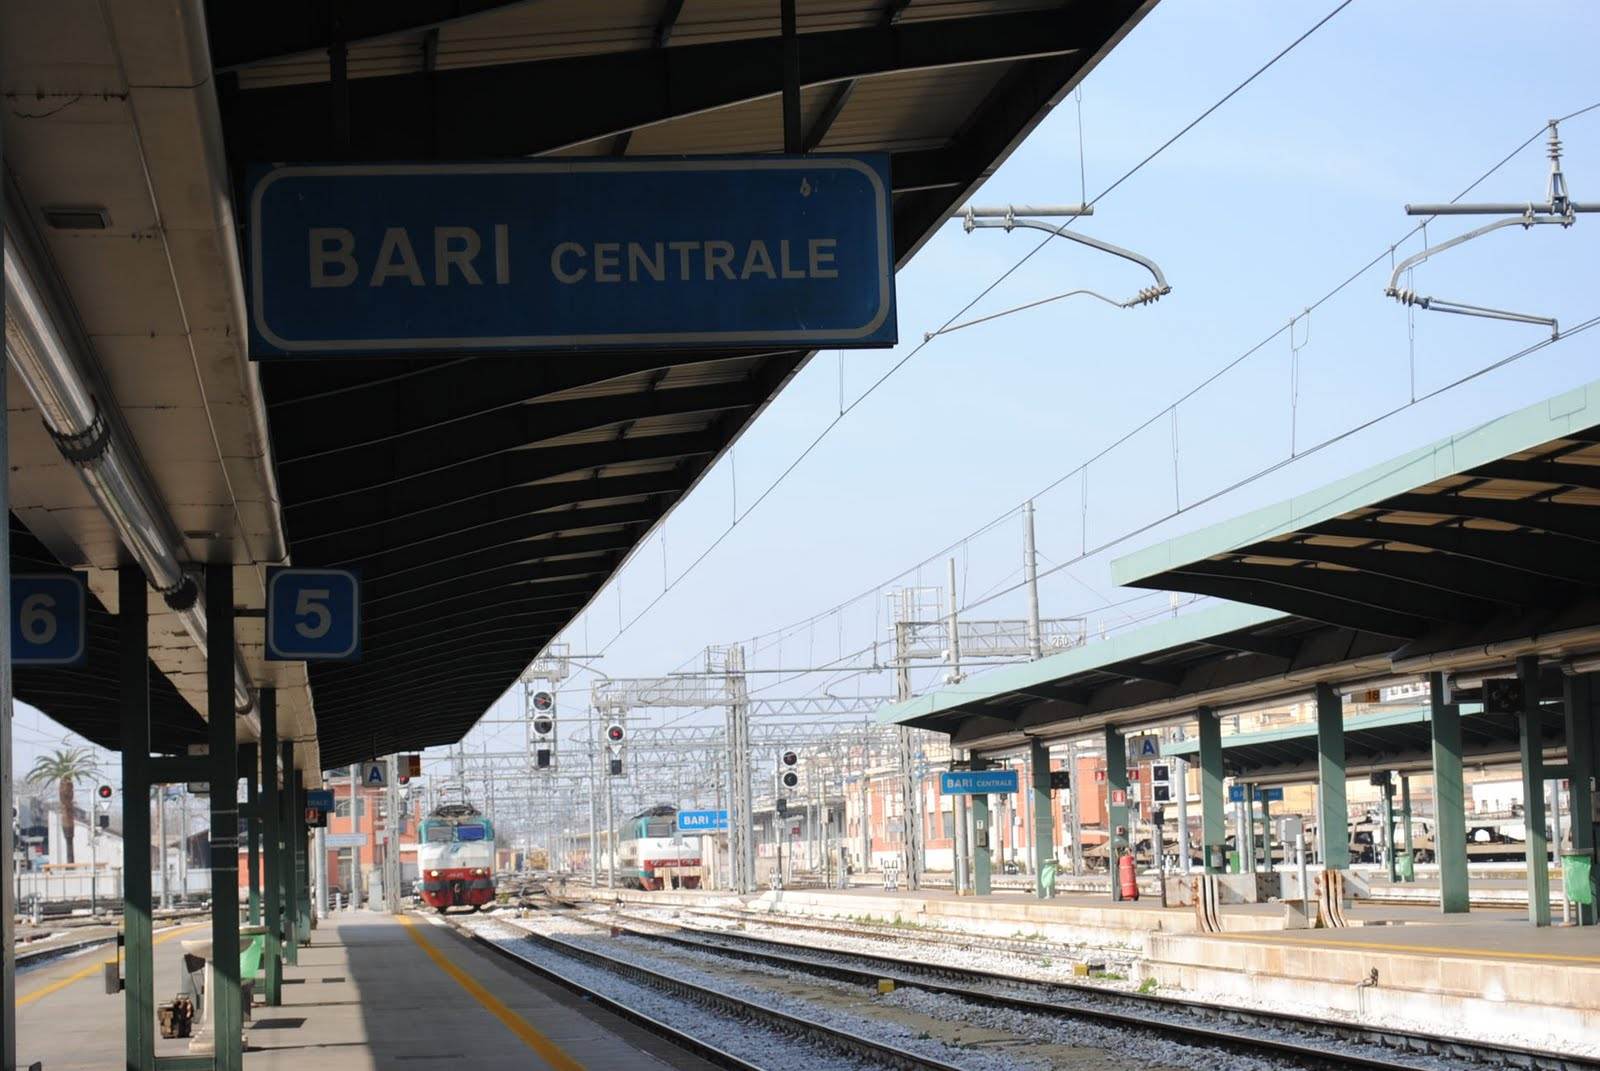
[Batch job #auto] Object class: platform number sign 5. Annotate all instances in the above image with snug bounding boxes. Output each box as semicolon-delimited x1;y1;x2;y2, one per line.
11;575;88;666
266;567;361;661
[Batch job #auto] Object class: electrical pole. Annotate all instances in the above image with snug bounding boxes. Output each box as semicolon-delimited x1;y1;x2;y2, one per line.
589;706;599;885
895;615;922;889
348;763;362;910
385;755;400;913
157;787;170;909
1024;499;1042;661
948;558;969;895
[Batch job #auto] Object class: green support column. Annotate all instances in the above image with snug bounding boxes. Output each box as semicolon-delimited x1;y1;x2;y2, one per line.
295;775;312;945
1567;674;1597;925
1105;725;1128;901
282;742;301;965
1260;792;1273;873
119;565;155;1071
1198;708;1225;874
970;756;992;896
1315;683;1349;870
1517;655;1551;927
206;562;243;1071
1429;673;1470;913
260;691;282;1005
1029;739;1055;899
1382;780;1397;882
1400;774;1414;882
243;744;261;926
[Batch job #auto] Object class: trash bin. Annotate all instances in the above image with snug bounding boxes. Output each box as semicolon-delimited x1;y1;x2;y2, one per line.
1207;845;1227;872
1040;860;1059;899
1397;851;1415;882
1564;854;1595;907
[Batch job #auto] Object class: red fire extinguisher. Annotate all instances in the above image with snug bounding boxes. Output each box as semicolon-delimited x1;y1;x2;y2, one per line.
1118;851;1139;900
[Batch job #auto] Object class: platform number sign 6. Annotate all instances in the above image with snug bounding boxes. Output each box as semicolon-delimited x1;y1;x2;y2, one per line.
266;567;361;661
11;574;87;666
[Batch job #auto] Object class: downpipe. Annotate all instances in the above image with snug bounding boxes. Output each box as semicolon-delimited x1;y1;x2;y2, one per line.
3;200;256;719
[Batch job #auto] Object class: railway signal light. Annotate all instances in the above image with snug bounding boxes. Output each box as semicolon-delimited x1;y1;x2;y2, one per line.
606;722;625;775
532;690;554;712
777;749;799;790
1150;763;1171;803
97;784;113;800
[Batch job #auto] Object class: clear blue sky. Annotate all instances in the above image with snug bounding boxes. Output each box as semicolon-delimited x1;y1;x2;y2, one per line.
15;0;1600;787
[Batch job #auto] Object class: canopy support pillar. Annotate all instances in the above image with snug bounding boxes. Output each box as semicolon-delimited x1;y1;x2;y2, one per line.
1198;708;1225;874
1316;683;1349;870
1105;725;1128;900
1518;655;1551;927
1429;673;1470;913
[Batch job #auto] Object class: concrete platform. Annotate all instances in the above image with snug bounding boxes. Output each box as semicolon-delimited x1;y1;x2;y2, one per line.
16;911;720;1071
580;883;1600;1056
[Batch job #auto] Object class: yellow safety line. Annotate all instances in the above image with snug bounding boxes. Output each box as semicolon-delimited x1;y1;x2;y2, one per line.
1215;930;1600;965
17;924;205;1008
397;914;586;1071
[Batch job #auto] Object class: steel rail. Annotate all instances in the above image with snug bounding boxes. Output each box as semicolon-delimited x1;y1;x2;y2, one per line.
594;908;1596;1071
442;915;964;1071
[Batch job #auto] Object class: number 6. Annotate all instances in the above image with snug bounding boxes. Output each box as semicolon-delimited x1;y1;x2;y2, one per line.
20;592;58;645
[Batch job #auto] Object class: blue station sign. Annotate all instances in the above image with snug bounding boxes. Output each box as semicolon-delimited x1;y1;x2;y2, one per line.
11;574;87;667
676;809;730;833
248;157;897;356
938;770;1020;796
306;789;335;811
1228;785;1285;803
266;567;361;661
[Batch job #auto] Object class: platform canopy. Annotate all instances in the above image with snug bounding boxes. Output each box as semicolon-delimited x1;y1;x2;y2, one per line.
879;377;1600;755
876;602;1406;751
1111;377;1600;672
1162;704;1567;786
202;0;1157;768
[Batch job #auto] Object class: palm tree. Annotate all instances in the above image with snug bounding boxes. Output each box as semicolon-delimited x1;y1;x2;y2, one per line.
26;747;102;865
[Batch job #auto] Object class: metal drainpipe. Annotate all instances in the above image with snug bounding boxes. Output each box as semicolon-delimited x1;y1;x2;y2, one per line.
2;206;255;718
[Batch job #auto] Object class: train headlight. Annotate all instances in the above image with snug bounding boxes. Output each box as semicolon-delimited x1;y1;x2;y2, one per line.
429;870;440;877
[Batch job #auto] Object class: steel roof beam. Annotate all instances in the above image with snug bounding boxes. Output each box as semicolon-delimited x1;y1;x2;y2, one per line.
1307;517;1600;585
1201;631;1301;661
310;635;552;694
222;10;1093;162
288;434;711;542
361;584;594;636
364;545;621;604
1235;539;1574;610
267;353;676;460
353;526;643;587
1140;570;1430;640
363;569;609;628
299;495;667;566
1374;492;1600;544
366;554;620;612
363;605;586;655
1186;559;1496;625
207;0;536;69
1467;459;1600;490
314;657;538;707
322;478;672;567
276;381;762;504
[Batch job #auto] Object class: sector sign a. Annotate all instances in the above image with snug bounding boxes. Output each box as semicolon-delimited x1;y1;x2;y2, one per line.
247;156;897;356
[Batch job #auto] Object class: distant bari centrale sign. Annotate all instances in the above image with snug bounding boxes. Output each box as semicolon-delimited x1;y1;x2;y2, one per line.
246;157;897;356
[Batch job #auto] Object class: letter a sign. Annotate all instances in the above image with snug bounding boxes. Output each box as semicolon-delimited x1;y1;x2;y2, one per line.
1127;735;1162;761
361;761;387;788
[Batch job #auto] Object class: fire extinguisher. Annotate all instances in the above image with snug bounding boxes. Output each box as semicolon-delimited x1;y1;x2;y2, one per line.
1118;850;1139;900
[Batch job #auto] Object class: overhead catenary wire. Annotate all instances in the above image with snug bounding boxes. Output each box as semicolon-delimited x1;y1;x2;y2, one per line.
553;0;1360;671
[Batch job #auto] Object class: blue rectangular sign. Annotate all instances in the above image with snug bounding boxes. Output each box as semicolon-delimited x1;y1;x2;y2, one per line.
939;770;1020;796
266;567;361;661
12;574;87;667
248;157;897;356
676;809;729;833
306;790;335;811
1228;785;1284;803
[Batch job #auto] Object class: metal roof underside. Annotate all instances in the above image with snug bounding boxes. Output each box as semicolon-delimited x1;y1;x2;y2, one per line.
1112;377;1600;662
205;0;1156;769
1162;705;1568;785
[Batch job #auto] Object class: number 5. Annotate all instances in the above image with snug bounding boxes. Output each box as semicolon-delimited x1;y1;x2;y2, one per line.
20;592;58;645
294;588;332;639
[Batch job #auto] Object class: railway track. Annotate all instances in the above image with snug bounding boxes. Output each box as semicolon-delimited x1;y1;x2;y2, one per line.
440;913;969;1071
585;907;1596;1071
